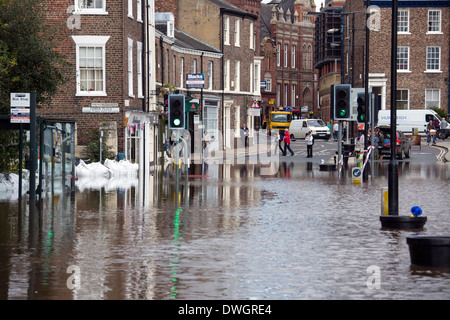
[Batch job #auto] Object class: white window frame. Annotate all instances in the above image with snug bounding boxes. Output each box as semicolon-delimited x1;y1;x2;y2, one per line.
75;0;107;14
253;61;260;94
291;45;296;68
397;9;409;33
128;0;133;19
425;89;440;109
128;38;134;97
397;46;410;72
207;61;213;90
234;18;240;47
396;89;409;110
137;41;143;98
224;59;230;91
426;46;441;72
190;59;197;74
249;22;254;50
72;35;110;97
264;75;272;92
277;43;281;67
137;0;143;22
427;10;441;33
284;44;288;68
224;17;230;46
291;84;296;107
179;57;184;88
234;60;240;91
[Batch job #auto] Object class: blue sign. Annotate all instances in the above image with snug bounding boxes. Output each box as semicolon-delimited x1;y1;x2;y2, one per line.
186;73;205;89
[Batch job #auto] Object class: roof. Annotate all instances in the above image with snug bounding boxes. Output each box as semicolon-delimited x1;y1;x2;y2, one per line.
208;0;258;19
174;29;220;53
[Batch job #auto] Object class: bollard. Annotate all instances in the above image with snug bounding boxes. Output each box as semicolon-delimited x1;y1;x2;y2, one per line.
352;167;362;184
407;236;450;268
381;187;389;215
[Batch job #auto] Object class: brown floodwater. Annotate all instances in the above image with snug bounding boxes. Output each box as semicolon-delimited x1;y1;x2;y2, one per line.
1;161;450;300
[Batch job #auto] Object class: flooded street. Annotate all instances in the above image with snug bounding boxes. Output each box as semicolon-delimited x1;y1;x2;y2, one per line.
1;161;450;300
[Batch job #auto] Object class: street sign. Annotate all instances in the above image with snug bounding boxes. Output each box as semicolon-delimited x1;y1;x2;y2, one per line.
186;73;205;89
11;93;31;123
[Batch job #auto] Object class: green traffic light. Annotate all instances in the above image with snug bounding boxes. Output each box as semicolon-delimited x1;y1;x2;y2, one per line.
173;119;181;126
339;109;346;117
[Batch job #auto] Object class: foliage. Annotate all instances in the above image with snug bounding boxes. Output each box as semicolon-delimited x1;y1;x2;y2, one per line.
0;0;70;114
0;130;23;173
430;107;448;121
84;127;115;163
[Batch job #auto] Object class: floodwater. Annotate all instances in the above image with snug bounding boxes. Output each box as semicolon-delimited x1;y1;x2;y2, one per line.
1;160;450;300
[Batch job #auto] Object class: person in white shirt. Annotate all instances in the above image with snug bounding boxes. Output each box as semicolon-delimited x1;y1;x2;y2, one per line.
306;131;314;158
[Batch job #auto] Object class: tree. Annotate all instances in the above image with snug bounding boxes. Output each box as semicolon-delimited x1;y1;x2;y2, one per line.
0;0;69;114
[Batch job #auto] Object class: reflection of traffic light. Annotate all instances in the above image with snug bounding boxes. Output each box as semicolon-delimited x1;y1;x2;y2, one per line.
332;84;351;120
356;92;366;123
168;94;185;129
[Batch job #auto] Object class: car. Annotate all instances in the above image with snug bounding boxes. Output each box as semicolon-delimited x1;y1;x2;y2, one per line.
437;128;450;140
289;119;331;140
377;126;411;160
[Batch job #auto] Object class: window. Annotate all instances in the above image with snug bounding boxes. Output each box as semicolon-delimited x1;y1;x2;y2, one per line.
291;84;296;107
291;45;296;68
426;47;440;71
167;20;174;38
75;0;107;14
284;84;288;107
72;35;110;96
303;45;312;70
137;41;143;98
224;17;230;46
207;61;213;90
137;0;142;22
128;0;133;18
425;89;440;109
190;59;197;74
249;22;254;50
277;43;281;67
179;57;184;88
234;60;240;91
128;38;133;96
284;44;288;68
264;75;272;92
396;89;409;110
253;62;260;94
224;59;230;91
397;10;409;33
276;83;281;106
397;47;409;71
428;10;441;33
234;19;240;47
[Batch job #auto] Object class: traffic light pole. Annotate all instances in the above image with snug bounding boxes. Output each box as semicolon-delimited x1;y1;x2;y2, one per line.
388;0;399;216
363;0;370;182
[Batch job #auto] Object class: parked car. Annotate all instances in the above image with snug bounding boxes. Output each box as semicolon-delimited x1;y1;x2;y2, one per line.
437;128;450;140
377;126;411;159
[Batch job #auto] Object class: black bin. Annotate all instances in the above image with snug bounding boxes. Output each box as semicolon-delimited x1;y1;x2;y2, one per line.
407;236;450;268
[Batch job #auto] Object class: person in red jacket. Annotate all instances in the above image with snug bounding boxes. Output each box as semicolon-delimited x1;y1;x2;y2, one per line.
283;130;294;156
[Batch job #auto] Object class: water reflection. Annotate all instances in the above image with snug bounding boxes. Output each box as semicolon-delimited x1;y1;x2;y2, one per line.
0;161;449;300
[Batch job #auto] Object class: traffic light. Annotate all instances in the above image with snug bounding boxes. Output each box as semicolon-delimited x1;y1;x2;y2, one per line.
168;94;185;129
356;92;366;123
332;84;351;120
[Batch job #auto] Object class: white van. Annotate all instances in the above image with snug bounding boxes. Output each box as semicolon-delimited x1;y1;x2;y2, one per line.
289;119;331;140
377;109;441;135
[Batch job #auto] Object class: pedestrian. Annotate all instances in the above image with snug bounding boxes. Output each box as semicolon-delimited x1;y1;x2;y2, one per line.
283;129;294;156
240;123;249;147
426;117;437;145
440;117;448;140
306;130;314;158
202;131;211;157
332;121;339;141
432;118;440;144
278;129;285;154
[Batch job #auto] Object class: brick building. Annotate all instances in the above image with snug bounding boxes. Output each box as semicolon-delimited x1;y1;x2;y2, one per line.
260;0;317;123
156;0;261;149
344;0;449;116
42;0;158;175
